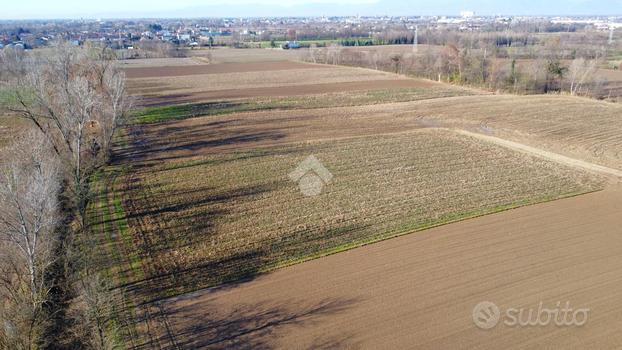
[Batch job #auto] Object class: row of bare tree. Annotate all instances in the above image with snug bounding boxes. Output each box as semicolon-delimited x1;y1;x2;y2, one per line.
0;42;130;349
117;40;188;60
303;43;608;98
301;27;622;98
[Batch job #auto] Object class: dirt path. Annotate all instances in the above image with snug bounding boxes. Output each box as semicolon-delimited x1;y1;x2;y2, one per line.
453;129;622;180
153;185;622;349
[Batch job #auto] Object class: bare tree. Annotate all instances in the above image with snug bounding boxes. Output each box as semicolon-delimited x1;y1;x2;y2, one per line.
307;44;319;64
65;272;121;350
3;42;129;227
366;50;381;71
567;58;599;96
103;70;130;150
0;132;60;349
390;54;403;74
133;40;186;58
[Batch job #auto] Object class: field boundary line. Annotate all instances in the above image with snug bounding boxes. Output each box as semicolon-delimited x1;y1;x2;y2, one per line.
451;128;622;179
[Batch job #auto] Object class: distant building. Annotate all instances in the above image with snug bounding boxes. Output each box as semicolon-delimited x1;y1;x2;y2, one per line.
460;11;475;19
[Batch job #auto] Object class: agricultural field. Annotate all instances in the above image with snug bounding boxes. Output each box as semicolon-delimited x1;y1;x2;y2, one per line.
150;186;622;349
127;66;407;96
118;57;206;68
4;12;622;349
124;58;477;105
133;93;622;171
594;67;622;99
94;51;622;348
189;47;302;63
102;128;602;300
123;61;323;78
132;86;479;122
386;94;622;170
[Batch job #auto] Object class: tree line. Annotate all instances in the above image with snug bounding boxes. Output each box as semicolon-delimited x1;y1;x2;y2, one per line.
303;34;617;99
0;42;130;349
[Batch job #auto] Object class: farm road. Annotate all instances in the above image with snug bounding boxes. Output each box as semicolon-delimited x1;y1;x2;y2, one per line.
453;128;622;180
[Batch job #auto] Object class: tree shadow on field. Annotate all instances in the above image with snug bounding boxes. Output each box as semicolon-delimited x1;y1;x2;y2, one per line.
115;124;286;164
122;219;369;310
126;182;275;221
123;245;270;304
136;94;197;107
135;94;247;107
132;297;360;350
92;142;286;301
114;181;280;302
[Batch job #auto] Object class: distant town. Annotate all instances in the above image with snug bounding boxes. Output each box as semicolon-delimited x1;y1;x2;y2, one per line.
1;15;621;51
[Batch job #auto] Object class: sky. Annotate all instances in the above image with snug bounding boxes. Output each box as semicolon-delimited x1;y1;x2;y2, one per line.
1;0;621;20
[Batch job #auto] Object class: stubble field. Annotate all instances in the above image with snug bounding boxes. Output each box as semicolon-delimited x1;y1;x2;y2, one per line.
389;94;622;170
127;66;409;97
104;127;602;303
92;51;622;348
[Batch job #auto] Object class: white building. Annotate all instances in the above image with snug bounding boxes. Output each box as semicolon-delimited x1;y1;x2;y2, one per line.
460;11;475;19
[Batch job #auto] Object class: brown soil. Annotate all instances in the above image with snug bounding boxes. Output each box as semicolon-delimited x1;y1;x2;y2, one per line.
188;48;302;63
124;61;325;78
148;184;622;349
111;55;622;348
129;94;622;171
136;79;439;105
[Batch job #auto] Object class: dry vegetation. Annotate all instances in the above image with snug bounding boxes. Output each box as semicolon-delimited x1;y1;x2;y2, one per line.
127;66;406;97
94;128;602;306
132;85;480;123
118;57;204;68
106;58;620;308
124;59;477;106
132;93;622;171
302;35;622;100
188;47;302;63
0;44;130;348
93;52;622;346
0;22;619;347
123;61;319;78
159;185;622;350
0;117;26;149
386;94;622;170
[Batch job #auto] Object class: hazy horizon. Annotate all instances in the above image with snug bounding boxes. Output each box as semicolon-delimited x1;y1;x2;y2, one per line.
2;0;622;20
